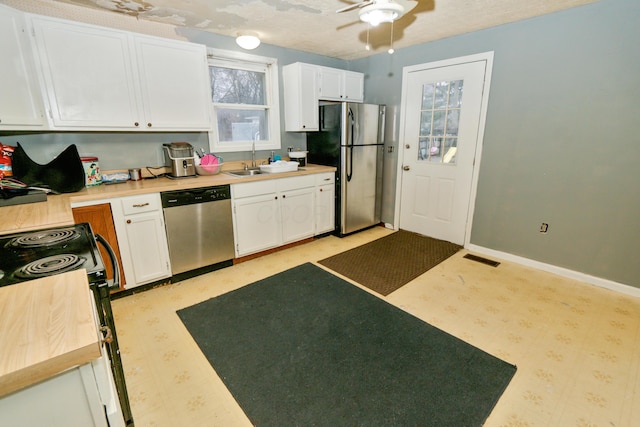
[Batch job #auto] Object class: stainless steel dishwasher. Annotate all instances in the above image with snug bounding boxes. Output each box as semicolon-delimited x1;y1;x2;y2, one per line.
161;185;234;281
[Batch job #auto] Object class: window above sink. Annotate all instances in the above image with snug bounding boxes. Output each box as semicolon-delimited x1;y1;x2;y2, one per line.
207;48;281;153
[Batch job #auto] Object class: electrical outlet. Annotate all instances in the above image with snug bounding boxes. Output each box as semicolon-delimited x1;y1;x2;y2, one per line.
540;223;549;233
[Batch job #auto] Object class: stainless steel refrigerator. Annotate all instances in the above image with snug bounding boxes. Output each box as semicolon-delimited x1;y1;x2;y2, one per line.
307;102;385;236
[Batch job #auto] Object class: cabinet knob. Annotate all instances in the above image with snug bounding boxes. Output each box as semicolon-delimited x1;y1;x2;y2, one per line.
319;188;323;192
134;122;139;127
126;219;132;224
282;194;286;198
147;123;152;128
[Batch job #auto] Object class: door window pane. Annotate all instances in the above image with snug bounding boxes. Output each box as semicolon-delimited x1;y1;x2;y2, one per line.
421;83;434;109
420;111;432;134
434;82;449;108
418;79;463;165
443;137;458;164
446;110;460;136
432;110;446;136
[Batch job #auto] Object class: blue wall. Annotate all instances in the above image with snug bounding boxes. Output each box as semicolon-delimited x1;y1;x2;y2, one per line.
352;0;640;288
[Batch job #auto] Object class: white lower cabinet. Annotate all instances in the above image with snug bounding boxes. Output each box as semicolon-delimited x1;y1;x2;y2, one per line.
315;172;336;235
111;193;171;288
233;189;280;256
0;363;121;427
232;175;316;257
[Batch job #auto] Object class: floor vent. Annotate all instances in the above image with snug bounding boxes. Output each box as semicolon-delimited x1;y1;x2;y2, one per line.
464;253;500;267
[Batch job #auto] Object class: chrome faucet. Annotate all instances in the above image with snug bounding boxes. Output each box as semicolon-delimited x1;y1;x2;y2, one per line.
251;131;259;168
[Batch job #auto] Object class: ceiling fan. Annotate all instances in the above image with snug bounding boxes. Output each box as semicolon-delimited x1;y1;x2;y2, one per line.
336;0;418;27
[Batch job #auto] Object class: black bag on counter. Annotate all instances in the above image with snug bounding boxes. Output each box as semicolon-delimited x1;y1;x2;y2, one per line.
11;143;85;194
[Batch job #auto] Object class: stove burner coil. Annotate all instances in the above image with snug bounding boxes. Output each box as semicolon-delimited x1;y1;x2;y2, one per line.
14;254;87;279
7;228;81;249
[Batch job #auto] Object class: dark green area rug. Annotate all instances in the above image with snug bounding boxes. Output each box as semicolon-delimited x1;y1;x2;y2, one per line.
177;263;516;427
319;229;462;296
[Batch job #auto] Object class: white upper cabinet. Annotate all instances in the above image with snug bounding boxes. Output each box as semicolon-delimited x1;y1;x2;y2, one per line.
283;62;364;132
31;16;139;129
318;66;364;102
29;15;211;131
133;35;212;130
0;6;46;129
342;70;364;102
318;66;342;101
283;62;319;132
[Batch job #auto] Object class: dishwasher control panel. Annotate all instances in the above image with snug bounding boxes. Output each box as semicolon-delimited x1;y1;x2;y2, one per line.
160;185;231;208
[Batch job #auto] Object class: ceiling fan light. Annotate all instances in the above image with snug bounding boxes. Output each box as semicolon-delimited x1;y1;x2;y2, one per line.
359;3;403;26
236;33;261;50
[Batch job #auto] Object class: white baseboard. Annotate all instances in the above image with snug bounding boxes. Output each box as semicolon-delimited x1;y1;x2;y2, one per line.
466;243;640;298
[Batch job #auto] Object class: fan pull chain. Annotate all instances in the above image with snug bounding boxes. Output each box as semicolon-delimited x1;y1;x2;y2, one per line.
366;23;371;51
388;20;395;54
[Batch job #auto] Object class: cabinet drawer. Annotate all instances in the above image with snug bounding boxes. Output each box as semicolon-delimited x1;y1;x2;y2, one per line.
232;180;277;199
278;175;315;192
120;193;160;215
315;172;335;185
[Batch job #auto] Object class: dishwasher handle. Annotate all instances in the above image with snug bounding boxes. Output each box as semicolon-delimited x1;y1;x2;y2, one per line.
161;185;231;208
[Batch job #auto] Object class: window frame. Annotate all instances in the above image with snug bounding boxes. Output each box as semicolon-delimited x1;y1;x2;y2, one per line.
206;48;281;153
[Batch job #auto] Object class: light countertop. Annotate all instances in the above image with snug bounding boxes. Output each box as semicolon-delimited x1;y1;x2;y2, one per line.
0;163;336;235
0;270;101;397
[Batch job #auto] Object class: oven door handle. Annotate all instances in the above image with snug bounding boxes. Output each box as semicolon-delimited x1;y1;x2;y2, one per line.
95;233;120;290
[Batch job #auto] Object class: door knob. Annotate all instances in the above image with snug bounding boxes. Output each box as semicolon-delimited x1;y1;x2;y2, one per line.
403;165;410;171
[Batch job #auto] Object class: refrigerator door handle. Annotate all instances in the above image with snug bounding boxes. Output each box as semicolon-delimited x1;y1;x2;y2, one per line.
347;107;354;181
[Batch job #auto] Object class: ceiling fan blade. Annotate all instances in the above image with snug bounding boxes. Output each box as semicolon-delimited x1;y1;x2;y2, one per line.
336;1;373;14
395;0;418;15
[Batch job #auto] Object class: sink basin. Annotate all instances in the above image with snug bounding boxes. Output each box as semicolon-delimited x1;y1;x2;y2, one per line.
226;169;263;177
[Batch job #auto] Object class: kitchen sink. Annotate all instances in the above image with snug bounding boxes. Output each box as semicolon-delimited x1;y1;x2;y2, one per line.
225;169;263;177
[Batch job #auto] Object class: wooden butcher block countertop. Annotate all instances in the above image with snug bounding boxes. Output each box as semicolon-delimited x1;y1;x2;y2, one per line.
0;270;101;397
0;163;336;235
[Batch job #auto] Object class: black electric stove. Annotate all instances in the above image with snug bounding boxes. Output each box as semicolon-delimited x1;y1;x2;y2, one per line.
0;223;107;287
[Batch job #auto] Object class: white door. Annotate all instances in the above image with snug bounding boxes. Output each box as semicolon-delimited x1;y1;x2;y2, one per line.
397;53;493;245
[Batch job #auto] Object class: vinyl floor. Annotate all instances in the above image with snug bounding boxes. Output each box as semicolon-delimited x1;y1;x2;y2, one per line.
112;226;640;427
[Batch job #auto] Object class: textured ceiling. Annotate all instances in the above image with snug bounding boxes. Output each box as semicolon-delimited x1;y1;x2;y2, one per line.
45;0;596;60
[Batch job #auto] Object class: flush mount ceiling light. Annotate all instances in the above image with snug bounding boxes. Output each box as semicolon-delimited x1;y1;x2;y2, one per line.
236;33;261;50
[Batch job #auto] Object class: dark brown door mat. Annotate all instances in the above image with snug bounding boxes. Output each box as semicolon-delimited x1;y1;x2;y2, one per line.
319;229;462;296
